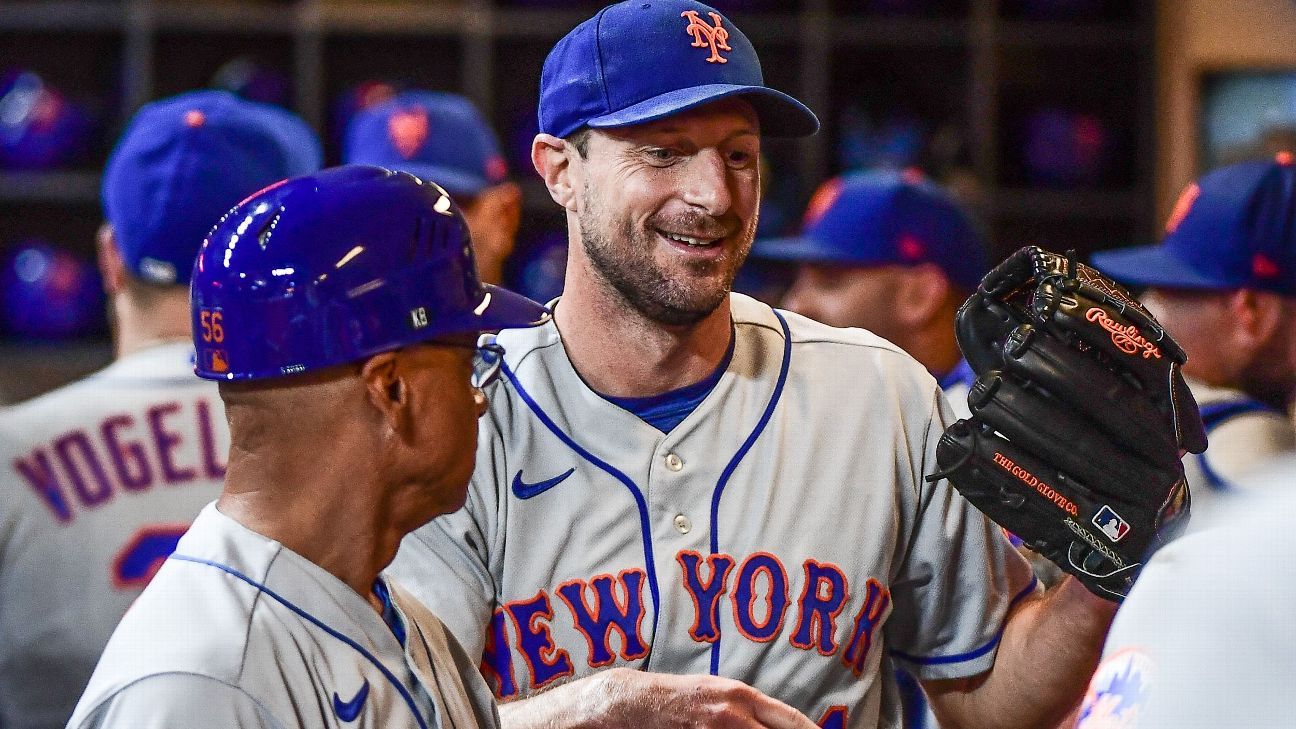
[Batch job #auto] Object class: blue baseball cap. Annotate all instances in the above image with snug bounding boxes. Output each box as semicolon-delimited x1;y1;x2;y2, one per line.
103;90;322;285
343;90;509;198
752;169;989;289
1092;153;1296;296
538;0;819;139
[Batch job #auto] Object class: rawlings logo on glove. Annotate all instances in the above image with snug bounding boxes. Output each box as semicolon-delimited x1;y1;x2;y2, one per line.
1085;308;1162;359
928;246;1206;601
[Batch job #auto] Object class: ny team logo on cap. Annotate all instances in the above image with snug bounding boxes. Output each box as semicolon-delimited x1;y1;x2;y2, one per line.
803;177;845;229
681;10;731;63
388;108;430;160
1164;182;1199;234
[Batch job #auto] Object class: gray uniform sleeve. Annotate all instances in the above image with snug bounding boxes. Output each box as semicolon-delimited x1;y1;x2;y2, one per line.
388;417;504;662
69;674;284;729
884;390;1038;681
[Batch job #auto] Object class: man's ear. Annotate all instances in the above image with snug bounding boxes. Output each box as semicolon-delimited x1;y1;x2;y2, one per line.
361;351;407;432
480;180;523;239
532;133;578;212
1230;289;1284;347
96;224;127;296
896;263;951;328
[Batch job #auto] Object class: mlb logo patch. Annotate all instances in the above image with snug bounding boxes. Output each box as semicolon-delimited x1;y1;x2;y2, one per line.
1093;505;1131;543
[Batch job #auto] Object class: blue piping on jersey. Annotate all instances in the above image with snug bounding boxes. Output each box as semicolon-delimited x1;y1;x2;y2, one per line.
1195;452;1234;493
1194;399;1278;492
708;309;793;675
888;574;1039;666
501;362;665;663
169;554;431;729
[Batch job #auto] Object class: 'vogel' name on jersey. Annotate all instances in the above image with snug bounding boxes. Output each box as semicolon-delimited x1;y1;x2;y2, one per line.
11;398;226;524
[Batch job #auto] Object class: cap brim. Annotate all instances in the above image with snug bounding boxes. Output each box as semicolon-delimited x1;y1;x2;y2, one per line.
586;84;820;138
752;235;867;265
473;284;552;331
1090;245;1226;290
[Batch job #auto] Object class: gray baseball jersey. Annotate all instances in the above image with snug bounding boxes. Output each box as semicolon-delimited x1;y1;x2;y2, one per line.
1182;378;1295;518
898;360;980;729
68;503;501;729
0;342;226;729
1077;455;1296;728
390;293;1036;729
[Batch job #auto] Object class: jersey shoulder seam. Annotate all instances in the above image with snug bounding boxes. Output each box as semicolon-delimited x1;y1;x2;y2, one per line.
236;547;280;683
78;671;286;729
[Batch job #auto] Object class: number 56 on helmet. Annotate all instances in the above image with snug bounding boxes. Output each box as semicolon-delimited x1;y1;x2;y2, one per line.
191;165;549;381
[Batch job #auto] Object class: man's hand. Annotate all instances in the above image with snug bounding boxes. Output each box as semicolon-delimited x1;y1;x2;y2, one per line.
499;668;818;729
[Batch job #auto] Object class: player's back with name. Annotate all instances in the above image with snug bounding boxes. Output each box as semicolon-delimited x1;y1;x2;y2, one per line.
0;342;226;729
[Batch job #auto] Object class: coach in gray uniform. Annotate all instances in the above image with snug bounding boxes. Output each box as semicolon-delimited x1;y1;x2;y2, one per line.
66;167;549;729
391;2;1119;728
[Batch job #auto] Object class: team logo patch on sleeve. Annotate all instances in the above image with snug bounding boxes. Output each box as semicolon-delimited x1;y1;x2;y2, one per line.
1092;505;1131;543
1077;648;1154;729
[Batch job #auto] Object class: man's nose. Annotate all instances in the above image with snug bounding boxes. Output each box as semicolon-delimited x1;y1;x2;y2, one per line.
679;149;734;217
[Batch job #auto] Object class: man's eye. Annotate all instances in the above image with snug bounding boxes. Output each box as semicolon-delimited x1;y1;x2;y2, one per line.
727;151;753;167
645;148;675;163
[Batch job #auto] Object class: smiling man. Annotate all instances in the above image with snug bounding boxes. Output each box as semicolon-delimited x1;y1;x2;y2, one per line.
391;2;1119;728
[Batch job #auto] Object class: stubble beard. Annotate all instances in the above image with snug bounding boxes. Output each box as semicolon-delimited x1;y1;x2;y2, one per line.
577;183;756;327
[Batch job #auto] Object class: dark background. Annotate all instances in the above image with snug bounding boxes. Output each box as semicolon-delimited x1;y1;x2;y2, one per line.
0;0;1157;401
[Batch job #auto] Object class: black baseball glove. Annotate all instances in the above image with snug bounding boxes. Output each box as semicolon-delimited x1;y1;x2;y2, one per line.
929;246;1207;601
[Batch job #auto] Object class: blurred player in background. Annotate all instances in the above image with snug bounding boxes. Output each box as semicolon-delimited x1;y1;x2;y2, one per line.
754;169;986;417
68;166;549;729
1076;454;1296;728
1092;154;1296;513
0;90;321;729
345;90;521;285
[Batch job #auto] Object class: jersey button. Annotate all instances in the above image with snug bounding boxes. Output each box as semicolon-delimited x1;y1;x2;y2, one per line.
664;453;684;471
674;514;692;534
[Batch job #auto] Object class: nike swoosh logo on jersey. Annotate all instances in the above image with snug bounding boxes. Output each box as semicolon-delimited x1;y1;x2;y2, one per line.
512;468;575;500
332;679;370;722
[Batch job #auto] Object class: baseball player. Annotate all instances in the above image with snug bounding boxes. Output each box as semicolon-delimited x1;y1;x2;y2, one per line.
389;3;1127;728
67;166;550;728
753;169;986;418
344;89;521;285
0;90;320;729
1077;454;1296;728
1092;154;1296;514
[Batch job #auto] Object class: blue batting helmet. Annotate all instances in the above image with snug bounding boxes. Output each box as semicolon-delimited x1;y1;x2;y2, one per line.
191;165;550;381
